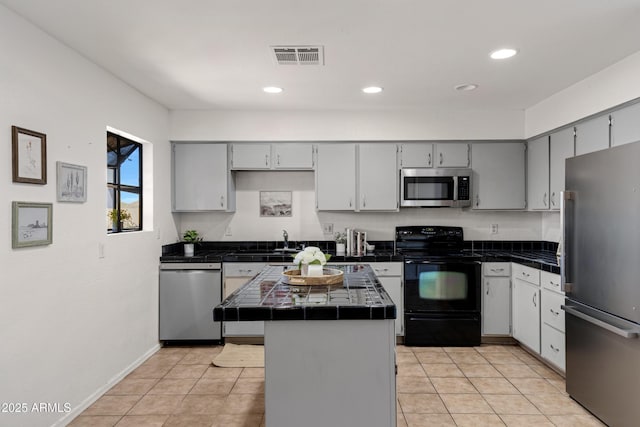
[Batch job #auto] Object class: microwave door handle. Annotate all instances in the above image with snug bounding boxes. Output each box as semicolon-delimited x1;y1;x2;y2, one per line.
453;176;459;201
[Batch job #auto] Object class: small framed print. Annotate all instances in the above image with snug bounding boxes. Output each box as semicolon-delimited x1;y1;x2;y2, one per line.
56;162;87;202
12;126;47;184
260;191;292;217
12;201;53;248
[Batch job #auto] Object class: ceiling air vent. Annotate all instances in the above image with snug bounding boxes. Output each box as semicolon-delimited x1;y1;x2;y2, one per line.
271;46;324;65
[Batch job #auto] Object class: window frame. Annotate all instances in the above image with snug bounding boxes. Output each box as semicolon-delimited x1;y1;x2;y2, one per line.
107;131;143;233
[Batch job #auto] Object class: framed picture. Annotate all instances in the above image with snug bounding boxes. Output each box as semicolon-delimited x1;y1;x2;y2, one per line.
12;126;47;184
260;191;292;217
12;201;53;248
56;162;87;202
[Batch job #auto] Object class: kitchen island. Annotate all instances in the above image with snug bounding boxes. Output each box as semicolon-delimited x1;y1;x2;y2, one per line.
214;264;397;427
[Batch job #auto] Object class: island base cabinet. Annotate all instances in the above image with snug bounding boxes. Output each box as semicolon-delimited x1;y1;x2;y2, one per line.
264;319;396;427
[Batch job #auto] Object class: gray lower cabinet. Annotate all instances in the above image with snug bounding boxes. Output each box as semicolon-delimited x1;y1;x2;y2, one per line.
482;263;511;336
368;262;403;336
223;263;266;337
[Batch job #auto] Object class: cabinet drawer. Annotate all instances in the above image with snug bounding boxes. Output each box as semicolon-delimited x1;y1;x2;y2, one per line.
512;263;540;286
223;263;267;277
483;262;511;277
541;271;563;294
542;289;565;332
541;323;565;372
368;262;402;277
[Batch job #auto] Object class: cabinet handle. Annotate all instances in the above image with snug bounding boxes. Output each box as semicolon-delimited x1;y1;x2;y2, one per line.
277;154;281;165
265;154;269;166
532;293;537;307
550;344;560;353
522;271;530;278
428;152;432;166
543;192;548;207
551;192;556;207
475;194;480;207
439;152;443;165
362;195;366;208
220;195;225;207
550;308;560;316
490;268;504;273
349;198;352;208
549;281;559;288
486;282;490;295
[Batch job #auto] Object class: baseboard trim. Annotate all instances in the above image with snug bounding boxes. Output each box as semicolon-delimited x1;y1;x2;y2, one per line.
52;343;161;427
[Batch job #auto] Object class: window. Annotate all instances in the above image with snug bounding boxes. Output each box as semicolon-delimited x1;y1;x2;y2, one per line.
107;132;142;233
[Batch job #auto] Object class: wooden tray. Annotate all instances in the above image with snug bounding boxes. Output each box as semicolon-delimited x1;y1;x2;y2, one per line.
283;268;344;286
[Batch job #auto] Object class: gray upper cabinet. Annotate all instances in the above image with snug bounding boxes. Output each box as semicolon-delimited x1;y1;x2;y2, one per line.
358;144;399;211
611;102;640;147
549;128;575;210
272;143;314;169
172;143;235;212
527;136;550;210
575;115;610;156
230;143;314;170
230;144;271;169
436;143;470;168
316;144;357;210
471;142;526;210
400;143;434;168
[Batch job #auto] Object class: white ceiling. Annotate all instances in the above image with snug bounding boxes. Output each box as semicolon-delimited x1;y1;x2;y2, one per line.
3;0;640;112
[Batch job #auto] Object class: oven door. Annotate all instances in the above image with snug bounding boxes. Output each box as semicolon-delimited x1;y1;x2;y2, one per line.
404;259;480;312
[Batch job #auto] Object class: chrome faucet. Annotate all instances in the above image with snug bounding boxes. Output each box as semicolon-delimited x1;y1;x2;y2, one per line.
282;229;289;250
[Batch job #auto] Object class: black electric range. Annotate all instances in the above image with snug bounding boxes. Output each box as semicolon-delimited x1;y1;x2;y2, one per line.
396;226;481;347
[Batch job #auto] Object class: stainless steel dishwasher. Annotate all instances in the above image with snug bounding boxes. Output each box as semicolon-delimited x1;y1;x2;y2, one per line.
159;262;222;342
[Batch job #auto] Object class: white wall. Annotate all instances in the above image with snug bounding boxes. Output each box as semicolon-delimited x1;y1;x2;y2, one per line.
178;171;542;243
0;6;174;427
525;51;640;138
169;108;525;141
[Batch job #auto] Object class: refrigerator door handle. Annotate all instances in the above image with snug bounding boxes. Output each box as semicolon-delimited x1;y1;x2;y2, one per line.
562;305;639;339
560;191;575;293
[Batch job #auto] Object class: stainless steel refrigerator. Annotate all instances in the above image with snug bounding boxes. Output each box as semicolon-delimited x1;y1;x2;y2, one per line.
561;141;640;427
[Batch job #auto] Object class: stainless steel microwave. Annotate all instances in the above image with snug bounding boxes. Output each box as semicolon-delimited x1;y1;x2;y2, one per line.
400;168;472;207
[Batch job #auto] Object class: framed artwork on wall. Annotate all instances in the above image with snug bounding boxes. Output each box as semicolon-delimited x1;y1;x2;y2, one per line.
260;191;292;217
56;162;87;202
12;126;47;184
12;201;53;248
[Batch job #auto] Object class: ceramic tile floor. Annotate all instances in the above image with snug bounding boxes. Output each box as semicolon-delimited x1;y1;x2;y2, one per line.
69;344;606;427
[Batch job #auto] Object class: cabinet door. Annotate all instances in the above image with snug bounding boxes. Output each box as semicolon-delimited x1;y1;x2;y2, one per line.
223;263;266;337
575;115;610;156
273;144;314;169
435;143;470;168
231;144;271;169
611;102;640;147
378;276;403;336
527;136;550;210
482;277;511;335
549;128;575;210
358;143;398;211
472;142;526;209
400;143;433;168
316;144;356;210
173;143;229;211
512;279;540;353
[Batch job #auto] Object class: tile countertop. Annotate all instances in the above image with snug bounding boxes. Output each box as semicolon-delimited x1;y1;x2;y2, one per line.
213;264;396;322
472;250;560;274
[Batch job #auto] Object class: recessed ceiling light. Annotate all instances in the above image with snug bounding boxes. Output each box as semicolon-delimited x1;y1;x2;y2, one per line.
362;86;383;94
490;48;518;60
263;86;283;94
454;84;478;91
